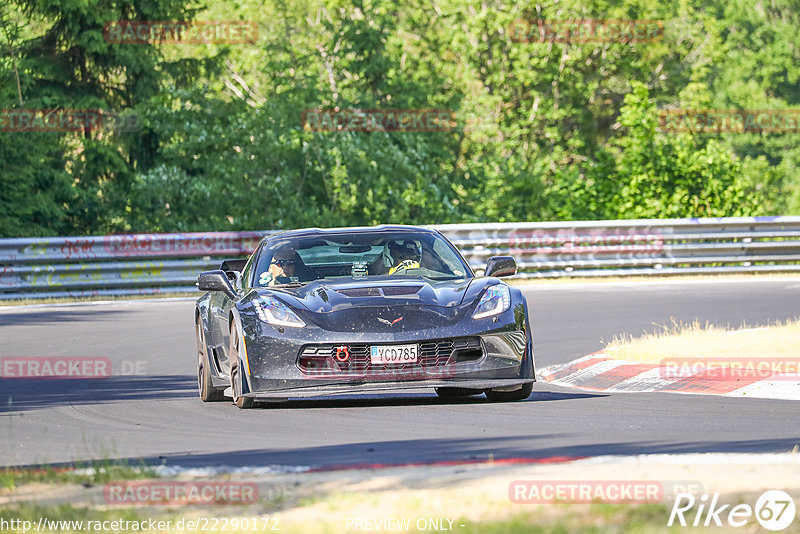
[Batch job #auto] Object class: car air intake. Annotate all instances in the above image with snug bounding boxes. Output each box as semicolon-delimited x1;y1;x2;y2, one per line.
337;287;382;297
451;337;484;362
336;286;423;297
297;336;484;375
381;286;423;296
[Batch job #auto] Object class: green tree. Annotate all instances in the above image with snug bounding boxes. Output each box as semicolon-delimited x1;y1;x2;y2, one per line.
610;82;752;218
1;0;211;236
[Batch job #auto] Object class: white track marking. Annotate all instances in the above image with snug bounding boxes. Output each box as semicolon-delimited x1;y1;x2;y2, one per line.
606;367;682;392
726;378;800;401
542;358;800;401
543;359;628;388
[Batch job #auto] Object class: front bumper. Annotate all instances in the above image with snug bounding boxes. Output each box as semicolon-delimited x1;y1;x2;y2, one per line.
239;305;535;397
241;297;535;399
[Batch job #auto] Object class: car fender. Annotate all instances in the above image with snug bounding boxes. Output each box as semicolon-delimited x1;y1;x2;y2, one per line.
229;305;254;394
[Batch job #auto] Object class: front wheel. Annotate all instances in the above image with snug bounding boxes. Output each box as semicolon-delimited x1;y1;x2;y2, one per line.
229;323;254;409
484;382;533;402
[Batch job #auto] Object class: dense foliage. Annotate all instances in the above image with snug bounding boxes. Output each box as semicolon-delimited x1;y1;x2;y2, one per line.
1;0;799;236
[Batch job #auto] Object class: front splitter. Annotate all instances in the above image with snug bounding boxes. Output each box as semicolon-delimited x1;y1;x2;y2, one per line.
243;378;534;399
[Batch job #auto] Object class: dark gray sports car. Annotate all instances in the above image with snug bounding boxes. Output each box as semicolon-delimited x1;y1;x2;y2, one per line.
194;225;535;408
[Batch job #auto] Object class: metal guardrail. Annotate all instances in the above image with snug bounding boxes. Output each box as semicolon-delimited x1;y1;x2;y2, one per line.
1;216;800;300
0;232;266;300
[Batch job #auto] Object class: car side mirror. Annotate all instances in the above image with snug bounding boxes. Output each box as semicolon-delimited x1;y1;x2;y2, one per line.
485;256;517;278
220;259;246;284
220;259;247;272
197;270;237;299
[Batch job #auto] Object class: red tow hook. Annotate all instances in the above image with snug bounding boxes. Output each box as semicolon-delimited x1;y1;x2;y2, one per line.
334;345;350;362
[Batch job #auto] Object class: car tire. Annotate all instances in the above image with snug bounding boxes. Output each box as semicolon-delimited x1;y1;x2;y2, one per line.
435;387;483;399
229;323;255;409
484;382;533;402
197;319;224;402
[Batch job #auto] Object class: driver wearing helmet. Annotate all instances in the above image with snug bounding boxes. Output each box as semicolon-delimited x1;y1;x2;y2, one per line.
388;240;422;274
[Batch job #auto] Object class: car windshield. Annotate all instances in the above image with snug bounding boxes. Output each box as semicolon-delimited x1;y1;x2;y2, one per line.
253;231;471;287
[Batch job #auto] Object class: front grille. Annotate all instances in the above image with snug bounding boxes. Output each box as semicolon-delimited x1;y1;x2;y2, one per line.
297;337;483;375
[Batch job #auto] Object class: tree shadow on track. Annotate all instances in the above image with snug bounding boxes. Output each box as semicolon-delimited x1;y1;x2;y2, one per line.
0;379;593;414
134;436;800;470
10;435;800;472
0;308;129;326
0;375;196;413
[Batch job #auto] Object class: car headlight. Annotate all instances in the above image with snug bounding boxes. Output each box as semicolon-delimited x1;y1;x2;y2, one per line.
253;296;305;328
472;284;511;319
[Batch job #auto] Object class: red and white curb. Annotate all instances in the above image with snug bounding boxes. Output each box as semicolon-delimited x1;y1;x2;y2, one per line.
540;353;800;401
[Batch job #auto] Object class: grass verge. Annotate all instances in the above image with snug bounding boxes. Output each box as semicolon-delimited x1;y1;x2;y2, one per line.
604;317;800;364
0;460;155;491
4;458;799;533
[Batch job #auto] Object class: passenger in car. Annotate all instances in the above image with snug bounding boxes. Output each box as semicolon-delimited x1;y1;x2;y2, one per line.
259;247;298;286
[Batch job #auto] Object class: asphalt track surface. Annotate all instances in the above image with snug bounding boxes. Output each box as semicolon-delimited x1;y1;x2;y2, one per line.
1;279;799;470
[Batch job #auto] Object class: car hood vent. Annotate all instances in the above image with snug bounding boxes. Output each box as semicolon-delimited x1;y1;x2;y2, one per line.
336;286;423;297
337;287;382;297
336;286;424;297
381;285;423;296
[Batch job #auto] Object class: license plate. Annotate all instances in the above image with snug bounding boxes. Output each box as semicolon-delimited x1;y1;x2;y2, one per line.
370;344;418;364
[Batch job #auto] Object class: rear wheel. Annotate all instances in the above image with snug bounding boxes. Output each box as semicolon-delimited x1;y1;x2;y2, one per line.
197;319;224;402
229;323;254;409
484;382;533;402
435;387;483;399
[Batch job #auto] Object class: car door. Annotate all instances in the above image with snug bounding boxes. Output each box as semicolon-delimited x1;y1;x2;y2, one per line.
208;286;231;373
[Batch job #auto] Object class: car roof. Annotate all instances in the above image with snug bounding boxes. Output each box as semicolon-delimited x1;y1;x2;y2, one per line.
264;225;439;241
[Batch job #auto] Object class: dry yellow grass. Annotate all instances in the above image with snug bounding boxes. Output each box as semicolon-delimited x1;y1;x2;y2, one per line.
604;317;800;364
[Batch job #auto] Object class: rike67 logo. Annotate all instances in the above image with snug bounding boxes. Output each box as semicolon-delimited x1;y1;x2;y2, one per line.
669;490;796;531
